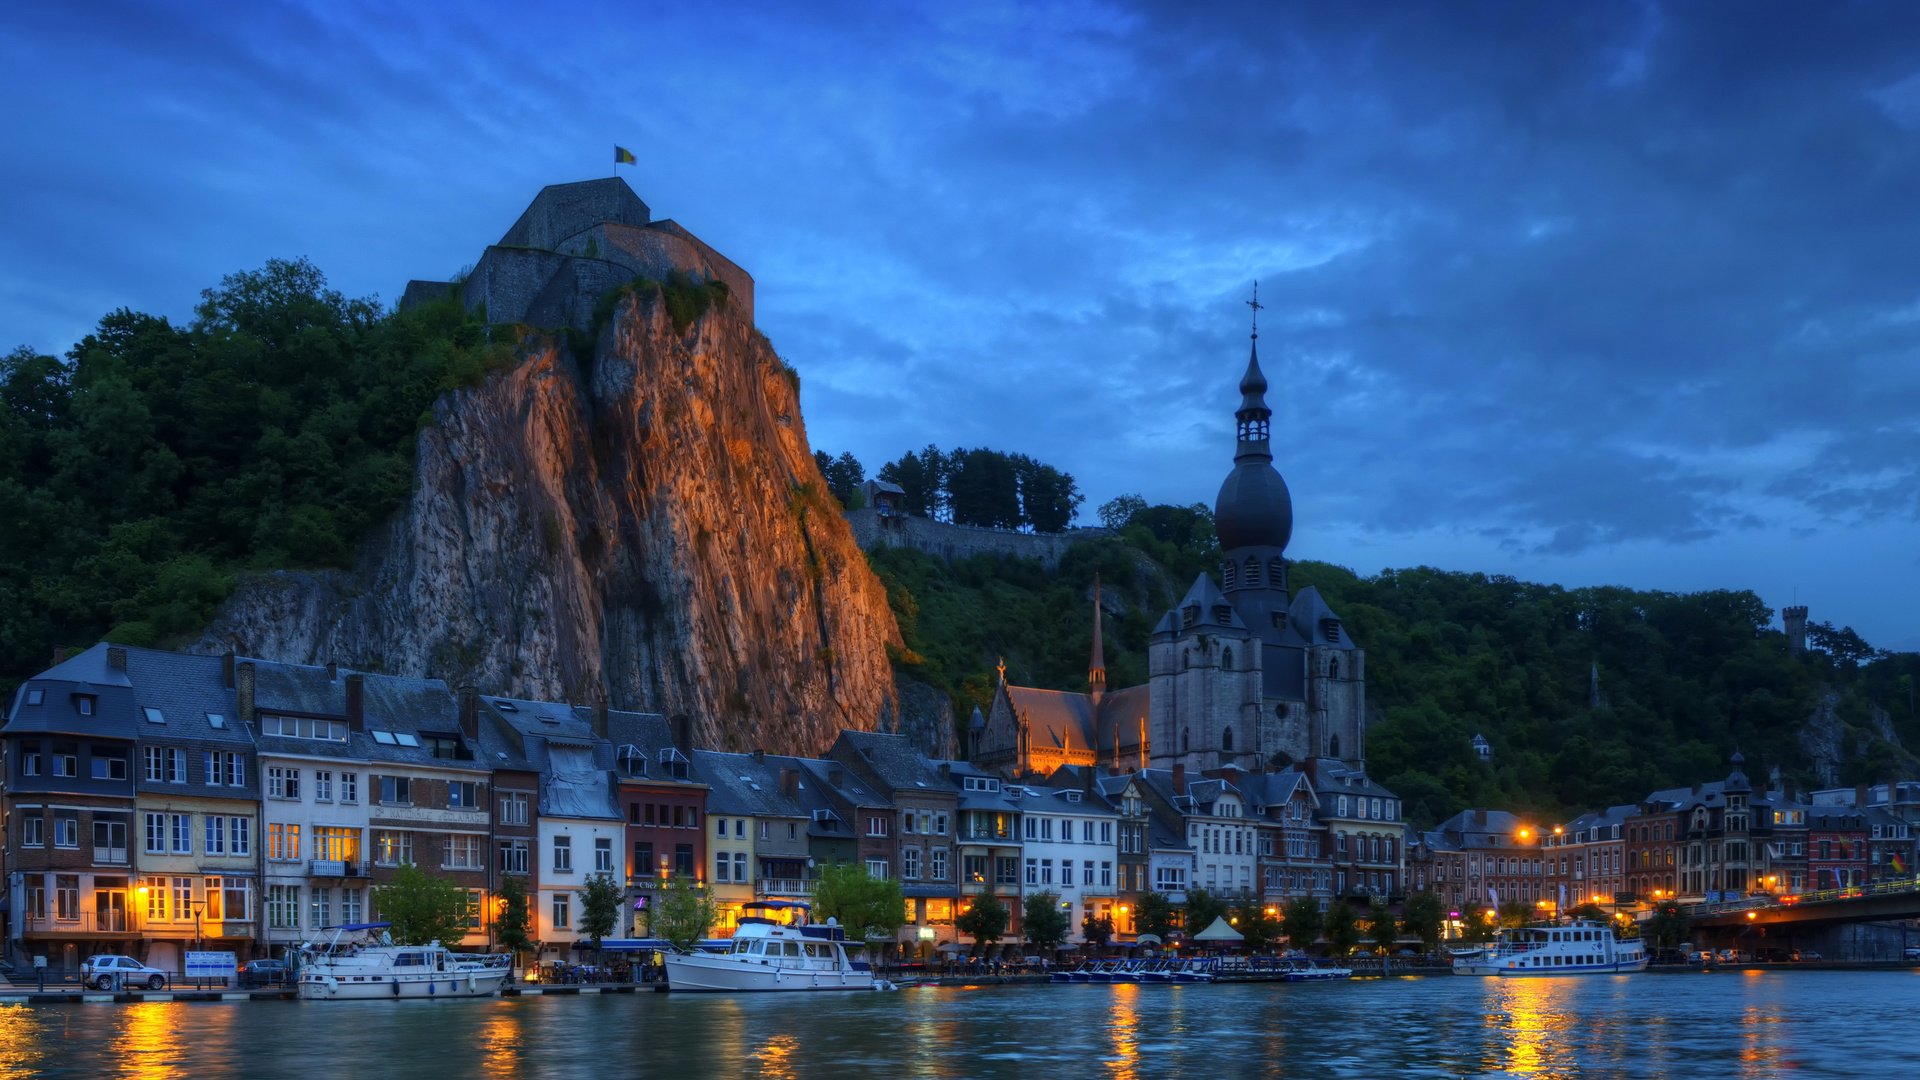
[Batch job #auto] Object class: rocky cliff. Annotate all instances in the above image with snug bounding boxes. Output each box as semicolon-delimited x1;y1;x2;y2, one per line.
197;288;950;756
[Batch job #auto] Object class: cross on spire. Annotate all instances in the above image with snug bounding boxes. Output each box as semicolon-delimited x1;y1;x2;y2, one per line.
1246;280;1263;340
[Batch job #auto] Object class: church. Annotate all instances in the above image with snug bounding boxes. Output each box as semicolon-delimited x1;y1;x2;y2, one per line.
973;322;1367;778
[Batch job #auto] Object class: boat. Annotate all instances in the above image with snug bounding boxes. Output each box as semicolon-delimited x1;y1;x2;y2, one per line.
1170;958;1217;983
1280;957;1352;982
1450;918;1648;976
662;900;879;992
296;922;511;1000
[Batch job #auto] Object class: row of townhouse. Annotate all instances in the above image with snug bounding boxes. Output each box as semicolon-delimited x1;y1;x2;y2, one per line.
1416;754;1920;920
4;643;1417;970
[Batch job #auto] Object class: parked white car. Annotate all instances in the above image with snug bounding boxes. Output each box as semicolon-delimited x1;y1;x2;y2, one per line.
83;954;169;990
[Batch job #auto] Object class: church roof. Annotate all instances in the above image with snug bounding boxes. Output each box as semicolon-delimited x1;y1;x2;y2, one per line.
1284;587;1357;650
1096;684;1151;756
1170;575;1251;634
1004;686;1098;753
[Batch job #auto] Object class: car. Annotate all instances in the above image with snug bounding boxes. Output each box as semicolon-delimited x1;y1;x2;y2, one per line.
82;954;168;990
236;958;292;988
1902;947;1920;961
1798;949;1822;961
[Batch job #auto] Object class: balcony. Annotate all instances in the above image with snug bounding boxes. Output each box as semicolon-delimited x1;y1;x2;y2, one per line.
20;911;134;936
309;859;364;878
755;878;816;898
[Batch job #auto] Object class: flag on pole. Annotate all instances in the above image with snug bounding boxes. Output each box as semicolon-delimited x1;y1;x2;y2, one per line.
614;146;637;165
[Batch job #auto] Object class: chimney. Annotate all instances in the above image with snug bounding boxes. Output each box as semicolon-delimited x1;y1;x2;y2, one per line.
345;674;365;730
1855;784;1869;808
1475;809;1488;827
106;646;127;671
752;749;765;764
326;661;338;681
1172;763;1186;793
459;686;479;740
236;662;256;725
1221;765;1241;790
670;714;692;751
781;768;798;796
595;696;610;739
1691;783;1702;796
222;653;236;689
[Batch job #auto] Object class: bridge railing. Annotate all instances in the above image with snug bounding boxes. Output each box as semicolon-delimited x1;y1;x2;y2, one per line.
1678;874;1920;918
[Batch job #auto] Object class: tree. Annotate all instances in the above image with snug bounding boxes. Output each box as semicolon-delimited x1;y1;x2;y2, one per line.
494;873;533;964
1097;493;1146;531
1645;902;1690;949
650;875;718;951
1402;891;1445;955
1569;901;1606;921
1368;900;1399;958
1282;897;1323;952
1325;901;1360;957
1021;891;1070;951
813;862;906;943
954;893;1009;956
1461;903;1497;943
1183;887;1228;936
1232;900;1280;952
1136;892;1178;940
580;872;624;954
1496;901;1533;929
372;864;471;946
1082;914;1114;949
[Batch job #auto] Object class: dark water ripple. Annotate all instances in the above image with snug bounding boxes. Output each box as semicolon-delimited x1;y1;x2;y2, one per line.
2;970;1916;1078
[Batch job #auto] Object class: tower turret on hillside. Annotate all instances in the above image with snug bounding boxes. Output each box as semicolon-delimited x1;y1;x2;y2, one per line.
400;177;754;333
1782;605;1809;656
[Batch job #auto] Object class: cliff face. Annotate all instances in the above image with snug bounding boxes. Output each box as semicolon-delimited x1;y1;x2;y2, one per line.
198;290;940;756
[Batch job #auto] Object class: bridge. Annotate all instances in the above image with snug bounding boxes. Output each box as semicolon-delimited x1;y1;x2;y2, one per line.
1686;877;1920;929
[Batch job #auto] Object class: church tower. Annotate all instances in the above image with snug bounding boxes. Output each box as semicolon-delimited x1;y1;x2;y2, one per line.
1089;575;1107;708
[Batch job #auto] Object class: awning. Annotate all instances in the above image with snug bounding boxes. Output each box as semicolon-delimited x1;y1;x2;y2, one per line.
1191;917;1244;942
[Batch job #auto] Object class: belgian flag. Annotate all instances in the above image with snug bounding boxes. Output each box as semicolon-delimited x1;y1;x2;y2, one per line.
614;145;637;165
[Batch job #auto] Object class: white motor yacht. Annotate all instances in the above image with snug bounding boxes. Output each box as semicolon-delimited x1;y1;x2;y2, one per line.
1451;918;1648;976
663;901;878;992
296;922;511;1000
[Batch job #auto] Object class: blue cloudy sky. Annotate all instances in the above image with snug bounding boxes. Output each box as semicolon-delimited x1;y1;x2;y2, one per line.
3;1;1917;650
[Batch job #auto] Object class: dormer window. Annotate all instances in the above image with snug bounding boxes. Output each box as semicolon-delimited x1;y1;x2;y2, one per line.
26;689;44;706
143;707;165;724
75;695;95;717
1213;605;1232;625
1182;605;1199;628
1272;613;1287;631
1322;619;1341;642
493;700;518;712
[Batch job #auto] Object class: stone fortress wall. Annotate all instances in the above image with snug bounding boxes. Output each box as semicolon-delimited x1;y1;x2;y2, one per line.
843;508;1110;570
399;179;754;333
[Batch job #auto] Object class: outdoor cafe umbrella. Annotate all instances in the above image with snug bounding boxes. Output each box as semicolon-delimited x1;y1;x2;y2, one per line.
1133;934;1164;946
1192;916;1244;943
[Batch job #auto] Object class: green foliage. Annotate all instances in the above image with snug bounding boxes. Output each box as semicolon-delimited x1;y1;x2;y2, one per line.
1282;897;1323;951
580;873;625;949
1021;890;1071;950
876;445;1083;533
0;258;516;701
1182;887;1228;936
1645;902;1690;948
1496;901;1534;929
494;874;533;958
661;270;729;333
1135;892;1178;941
1082;914;1114;947
1097;493;1147;531
1324;901;1360;957
650;875;717;951
813;449;866;508
954;893;1009;954
812;862;906;942
1401;891;1445;954
1232;899;1281;952
373;863;472;946
1367;899;1399;955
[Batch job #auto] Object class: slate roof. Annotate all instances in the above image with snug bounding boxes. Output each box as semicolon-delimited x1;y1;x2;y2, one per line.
928;758;1022;813
246;657;488;773
1004;686;1098;755
121;647;250;747
835;729;948;793
1306;760;1399;803
1236;768;1316;815
1435;809;1529;849
692;751;808;819
478;694;616;817
4;643;139;739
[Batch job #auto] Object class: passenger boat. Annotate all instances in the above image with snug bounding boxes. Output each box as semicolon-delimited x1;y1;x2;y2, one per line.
1451;919;1648;976
1280;957;1352;982
662;900;879;992
296;922;511;1000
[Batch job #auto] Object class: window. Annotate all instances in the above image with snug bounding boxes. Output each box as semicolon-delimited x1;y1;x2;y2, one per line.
53;744;77;777
144;812;167;854
340;772;359;803
54;815;79;848
171;876;192;920
342;889;364;925
500;792;529;826
144;876;171;921
25;688;43;706
268;885;299;930
207;750;244;787
866;859;889;879
314;770;333;801
208;876;253;922
76;695;95;716
374;830;412;867
170;813;191;854
935;812;949;836
450;781;480;809
445;834;483;871
931;848;949;882
207;713;226;729
867;816;889;838
267;766;300;799
311;887;333;930
56;876;80;920
996;857;1019;885
21;743;41;776
143;706;165;724
269;823;301;861
263;715;349;742
378;776;411;805
1026;858;1040;886
715;852;732;883
499;839;530;875
732;851;746;881
963;854;988;883
552;893;571;930
205;816;227;856
144;747;166;782
903;848;921;879
715;817;728;838
553;836;573;872
314;827;357;863
228;816;251;858
595;837;613;873
1100;861;1113;888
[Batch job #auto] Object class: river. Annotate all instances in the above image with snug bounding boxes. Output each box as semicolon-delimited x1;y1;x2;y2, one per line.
2;971;1916;1078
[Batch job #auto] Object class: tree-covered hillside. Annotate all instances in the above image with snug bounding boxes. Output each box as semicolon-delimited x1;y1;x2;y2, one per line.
0;259;509;695
874;502;1920;824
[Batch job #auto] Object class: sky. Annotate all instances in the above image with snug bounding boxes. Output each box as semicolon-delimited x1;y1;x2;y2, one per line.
3;0;1917;651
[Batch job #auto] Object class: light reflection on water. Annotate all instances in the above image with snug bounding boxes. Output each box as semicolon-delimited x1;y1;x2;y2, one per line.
3;972;1918;1078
